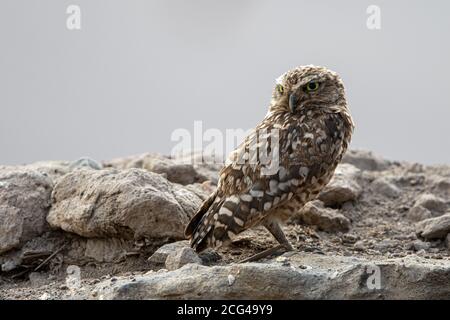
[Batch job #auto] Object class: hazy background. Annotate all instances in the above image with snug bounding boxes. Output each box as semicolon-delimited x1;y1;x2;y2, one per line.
1;0;449;165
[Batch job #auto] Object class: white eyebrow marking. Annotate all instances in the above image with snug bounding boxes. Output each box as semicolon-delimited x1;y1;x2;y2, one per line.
275;74;285;85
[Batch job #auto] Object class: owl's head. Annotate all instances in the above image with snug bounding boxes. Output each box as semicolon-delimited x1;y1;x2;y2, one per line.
270;65;347;114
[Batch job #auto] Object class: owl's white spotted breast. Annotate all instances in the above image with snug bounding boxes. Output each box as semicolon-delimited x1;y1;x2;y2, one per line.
187;106;353;250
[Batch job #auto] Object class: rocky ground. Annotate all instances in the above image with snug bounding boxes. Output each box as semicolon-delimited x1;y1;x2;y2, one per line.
0;150;449;299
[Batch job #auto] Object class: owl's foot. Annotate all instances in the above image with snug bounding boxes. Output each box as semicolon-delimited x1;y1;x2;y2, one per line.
239;244;292;263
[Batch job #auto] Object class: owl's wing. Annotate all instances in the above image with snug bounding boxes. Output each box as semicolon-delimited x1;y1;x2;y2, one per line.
186;125;312;252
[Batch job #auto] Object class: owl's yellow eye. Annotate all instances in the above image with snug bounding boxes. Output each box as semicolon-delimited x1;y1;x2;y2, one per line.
305;81;320;92
276;84;284;94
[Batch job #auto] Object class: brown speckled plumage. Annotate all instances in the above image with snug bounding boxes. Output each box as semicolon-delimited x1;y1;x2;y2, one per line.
185;65;354;253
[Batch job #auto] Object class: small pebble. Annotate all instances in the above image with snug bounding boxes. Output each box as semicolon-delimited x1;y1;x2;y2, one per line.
227;274;236;286
39;293;50;300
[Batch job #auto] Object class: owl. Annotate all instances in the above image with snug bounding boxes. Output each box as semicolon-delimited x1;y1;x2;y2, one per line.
185;65;354;261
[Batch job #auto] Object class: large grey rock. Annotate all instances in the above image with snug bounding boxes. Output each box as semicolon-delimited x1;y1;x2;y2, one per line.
90;253;450;299
104;153;209;185
414;193;447;215
47;168;202;240
318;164;362;206
342;149;391;171
415;213;450;240
0;168;53;254
296;200;351;232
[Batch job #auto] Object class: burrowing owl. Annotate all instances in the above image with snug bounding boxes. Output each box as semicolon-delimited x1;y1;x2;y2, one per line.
185;66;354;259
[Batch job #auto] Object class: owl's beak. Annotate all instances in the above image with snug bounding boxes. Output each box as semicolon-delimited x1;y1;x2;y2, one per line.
289;93;299;113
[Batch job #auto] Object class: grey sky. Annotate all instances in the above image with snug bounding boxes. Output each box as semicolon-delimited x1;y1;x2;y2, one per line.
0;0;449;165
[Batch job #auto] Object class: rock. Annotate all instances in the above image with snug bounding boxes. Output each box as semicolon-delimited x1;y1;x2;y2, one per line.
39;293;51;300
370;177;401;198
28;272;48;287
318;164;362;206
198;249;222;264
165;247;202;271
0;168;53;254
342;149;390;171
184;182;216;201
341;233;359;244
446;234;450;249
431;177;450;197
416;213;450;240
353;240;366;251
19;232;63;260
147;241;190;265
84;238;132;263
175;152;223;185
91;253;450;299
296;200;351;233
47;168;202;240
0;206;22;254
69;157;103;170
414;193;447;215
407;206;433;222
105;153;208;185
145;159;202;186
396;172;426;187
1;258;20;272
341;201;354;211
408;240;431;252
24;161;71;181
373;239;400;253
227;274;236;286
406;163;424;173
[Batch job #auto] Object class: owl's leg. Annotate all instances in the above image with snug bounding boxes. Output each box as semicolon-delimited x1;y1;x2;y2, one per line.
239;220;293;263
239;244;285;263
263;219;294;251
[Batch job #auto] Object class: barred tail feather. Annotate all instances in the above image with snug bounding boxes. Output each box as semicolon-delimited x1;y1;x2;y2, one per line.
190;213;216;252
185;191;222;252
189;196;223;252
184;191;217;238
189;194;249;252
